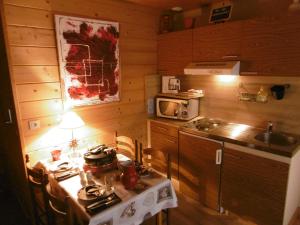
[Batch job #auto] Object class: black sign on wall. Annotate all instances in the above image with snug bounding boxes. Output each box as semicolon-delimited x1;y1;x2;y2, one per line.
209;4;233;23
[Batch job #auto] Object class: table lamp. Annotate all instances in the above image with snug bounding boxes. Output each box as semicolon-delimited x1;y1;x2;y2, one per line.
59;111;85;155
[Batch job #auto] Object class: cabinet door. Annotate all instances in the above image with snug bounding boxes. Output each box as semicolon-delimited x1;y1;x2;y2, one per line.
158;29;193;76
241;16;300;75
193;21;243;62
222;148;289;225
179;132;222;210
150;121;179;179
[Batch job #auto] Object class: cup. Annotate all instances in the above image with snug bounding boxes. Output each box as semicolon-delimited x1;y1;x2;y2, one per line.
51;149;61;161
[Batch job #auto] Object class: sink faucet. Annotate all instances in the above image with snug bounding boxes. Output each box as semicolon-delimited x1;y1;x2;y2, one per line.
267;121;273;134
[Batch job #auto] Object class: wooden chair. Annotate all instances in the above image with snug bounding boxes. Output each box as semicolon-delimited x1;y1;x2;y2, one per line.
140;144;171;225
45;185;74;225
115;131;139;162
140;143;171;179
26;155;50;225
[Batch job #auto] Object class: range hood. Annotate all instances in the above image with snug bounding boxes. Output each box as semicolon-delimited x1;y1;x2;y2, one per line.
184;61;240;75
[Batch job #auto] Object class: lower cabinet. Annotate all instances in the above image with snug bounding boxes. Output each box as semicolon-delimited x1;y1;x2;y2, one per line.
149;120;179;179
179;131;222;211
221;145;289;225
150;120;300;225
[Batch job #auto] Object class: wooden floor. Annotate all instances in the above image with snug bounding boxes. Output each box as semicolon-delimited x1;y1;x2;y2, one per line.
169;194;255;225
144;192;300;225
142;193;254;225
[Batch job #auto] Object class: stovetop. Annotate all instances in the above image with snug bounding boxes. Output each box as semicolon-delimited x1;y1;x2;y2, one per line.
183;117;227;132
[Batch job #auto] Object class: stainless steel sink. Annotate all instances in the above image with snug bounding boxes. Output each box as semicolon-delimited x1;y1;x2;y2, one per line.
254;132;298;146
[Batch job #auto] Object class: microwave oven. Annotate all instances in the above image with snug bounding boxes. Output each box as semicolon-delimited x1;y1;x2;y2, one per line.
156;96;200;120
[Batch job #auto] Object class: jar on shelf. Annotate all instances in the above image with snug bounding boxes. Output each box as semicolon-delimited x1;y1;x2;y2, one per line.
159;10;173;33
171;7;184;31
256;86;268;103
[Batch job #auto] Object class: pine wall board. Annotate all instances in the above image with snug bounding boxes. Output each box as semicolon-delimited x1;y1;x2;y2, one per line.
2;0;159;162
181;75;300;135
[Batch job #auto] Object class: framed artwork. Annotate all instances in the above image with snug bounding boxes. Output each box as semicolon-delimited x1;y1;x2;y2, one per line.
55;15;120;106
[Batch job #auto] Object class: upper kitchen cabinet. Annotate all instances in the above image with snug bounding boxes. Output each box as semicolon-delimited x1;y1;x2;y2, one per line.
193;21;243;62
241;16;300;76
158;29;193;76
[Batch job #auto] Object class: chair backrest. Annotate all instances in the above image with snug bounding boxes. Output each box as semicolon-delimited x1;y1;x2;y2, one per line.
115;131;139;161
46;185;74;225
25;154;50;225
140;144;172;179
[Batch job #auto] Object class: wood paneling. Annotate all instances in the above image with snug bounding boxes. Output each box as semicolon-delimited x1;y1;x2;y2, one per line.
7;26;56;47
20;99;63;119
4;0;51;10
2;0;158;160
16;83;61;102
50;0;157;28
4;5;53;28
10;47;58;65
181;76;300;135
222;147;289;225
12;66;59;84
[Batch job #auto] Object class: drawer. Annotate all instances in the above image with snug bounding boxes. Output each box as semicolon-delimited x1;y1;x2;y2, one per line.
150;120;178;138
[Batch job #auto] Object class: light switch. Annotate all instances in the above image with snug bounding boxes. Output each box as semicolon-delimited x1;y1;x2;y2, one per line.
29;120;40;130
147;98;154;114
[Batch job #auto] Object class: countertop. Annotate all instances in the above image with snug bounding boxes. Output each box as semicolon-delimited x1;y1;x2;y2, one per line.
149;116;300;158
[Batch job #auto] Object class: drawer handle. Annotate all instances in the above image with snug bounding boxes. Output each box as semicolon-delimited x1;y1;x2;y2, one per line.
165;138;175;144
216;149;222;165
157;126;168;132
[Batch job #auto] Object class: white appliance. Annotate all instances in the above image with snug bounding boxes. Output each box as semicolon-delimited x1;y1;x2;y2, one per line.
156;93;201;120
184;61;240;75
162;76;180;93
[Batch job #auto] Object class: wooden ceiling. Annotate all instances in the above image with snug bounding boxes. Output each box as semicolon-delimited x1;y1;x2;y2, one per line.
125;0;218;10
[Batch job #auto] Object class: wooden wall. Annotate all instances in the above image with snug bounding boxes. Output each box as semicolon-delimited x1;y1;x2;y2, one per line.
1;0;159;163
181;75;300;135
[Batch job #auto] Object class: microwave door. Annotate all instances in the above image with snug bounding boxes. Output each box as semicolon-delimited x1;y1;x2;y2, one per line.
159;101;179;117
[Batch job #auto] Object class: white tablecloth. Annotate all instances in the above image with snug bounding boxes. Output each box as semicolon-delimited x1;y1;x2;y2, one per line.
39;158;178;225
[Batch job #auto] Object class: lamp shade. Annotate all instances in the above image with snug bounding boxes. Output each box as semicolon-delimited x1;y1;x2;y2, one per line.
59;111;85;129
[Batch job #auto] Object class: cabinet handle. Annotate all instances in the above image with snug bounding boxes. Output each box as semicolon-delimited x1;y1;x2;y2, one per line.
4;109;13;124
165;138;175;144
222;55;238;59
240;72;258;75
216;149;222;165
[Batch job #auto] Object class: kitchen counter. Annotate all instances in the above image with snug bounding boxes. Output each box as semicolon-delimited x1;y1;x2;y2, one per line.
149;116;300;158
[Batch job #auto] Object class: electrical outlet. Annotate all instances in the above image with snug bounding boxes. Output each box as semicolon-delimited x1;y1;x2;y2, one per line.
29;120;40;130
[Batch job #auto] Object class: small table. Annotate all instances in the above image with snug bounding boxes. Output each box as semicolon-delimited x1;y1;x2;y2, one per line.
39;155;177;225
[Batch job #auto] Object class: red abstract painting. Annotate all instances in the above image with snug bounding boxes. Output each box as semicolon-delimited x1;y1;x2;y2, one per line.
55;15;120;106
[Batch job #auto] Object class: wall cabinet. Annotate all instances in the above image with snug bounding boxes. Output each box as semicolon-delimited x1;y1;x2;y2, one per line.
221;146;289;225
193;21;243;62
241;16;300;75
179;131;222;210
158;15;300;76
149;120;179;179
158;29;193;76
